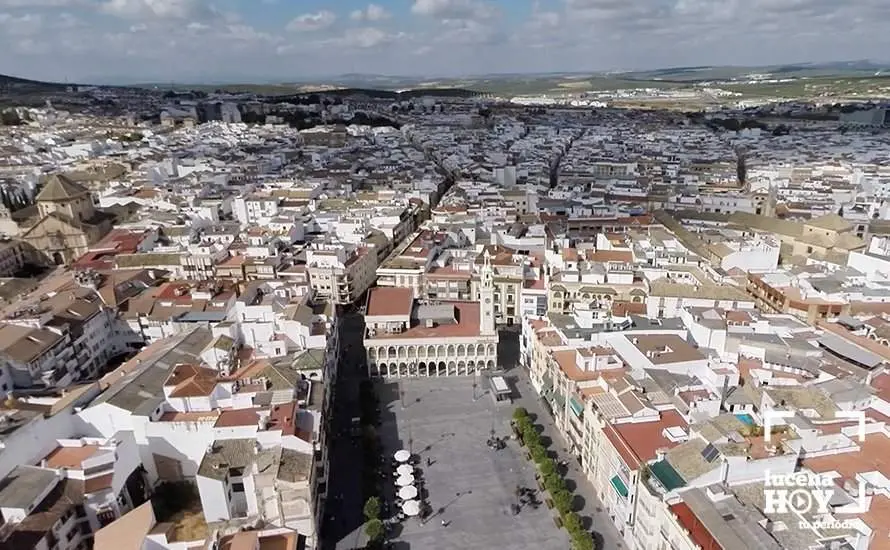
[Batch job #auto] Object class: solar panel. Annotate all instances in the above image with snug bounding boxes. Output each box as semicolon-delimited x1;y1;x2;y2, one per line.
701;443;721;463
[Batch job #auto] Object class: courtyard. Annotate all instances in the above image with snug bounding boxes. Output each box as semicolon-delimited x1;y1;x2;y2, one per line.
375;376;571;550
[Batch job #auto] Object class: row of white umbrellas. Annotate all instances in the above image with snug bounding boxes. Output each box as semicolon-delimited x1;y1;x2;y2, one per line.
394;449;420;516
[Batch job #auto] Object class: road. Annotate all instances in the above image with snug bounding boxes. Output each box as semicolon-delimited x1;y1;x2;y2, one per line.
502;330;625;550
321;311;368;550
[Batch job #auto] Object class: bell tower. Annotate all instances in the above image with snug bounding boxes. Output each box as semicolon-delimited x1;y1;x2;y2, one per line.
480;249;496;336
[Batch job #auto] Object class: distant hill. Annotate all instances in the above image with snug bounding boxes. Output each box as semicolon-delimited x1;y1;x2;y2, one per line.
0;73;69;93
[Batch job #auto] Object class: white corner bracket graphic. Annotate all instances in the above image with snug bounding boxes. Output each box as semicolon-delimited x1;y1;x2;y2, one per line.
763;410;795;443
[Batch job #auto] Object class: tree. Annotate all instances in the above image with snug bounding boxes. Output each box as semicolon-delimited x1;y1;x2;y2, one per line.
364;518;384;542
545;472;565;494
538;458;556;478
522;424;538;446
363;496;381;521
530;442;548;464
512;407;529;421
552;489;573;515
563;511;583;535
572;531;595;550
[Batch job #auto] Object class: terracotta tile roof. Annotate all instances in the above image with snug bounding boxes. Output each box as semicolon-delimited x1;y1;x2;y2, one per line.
606;409;687;468
803;433;890;480
369;301;484;340
94;502;155;550
165;364;219;398
84;473;114;493
215;408;261;428
585;249;634;263
668;502;721;550
366;287;414;317
871;373;890;402
611;301;647;316
552;350;602;382
44;445;100;469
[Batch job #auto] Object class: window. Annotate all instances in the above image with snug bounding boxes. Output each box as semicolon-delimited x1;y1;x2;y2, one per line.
232;482;245;492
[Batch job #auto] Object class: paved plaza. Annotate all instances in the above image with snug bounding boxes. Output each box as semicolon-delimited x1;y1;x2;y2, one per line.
377;376;571;550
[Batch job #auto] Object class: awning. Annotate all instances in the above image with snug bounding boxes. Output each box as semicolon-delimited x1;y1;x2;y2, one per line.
818;332;883;369
569;397;584;418
610;475;629;498
649;460;686;492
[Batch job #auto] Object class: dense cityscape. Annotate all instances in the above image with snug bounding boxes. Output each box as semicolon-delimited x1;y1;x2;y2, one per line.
2;33;890;550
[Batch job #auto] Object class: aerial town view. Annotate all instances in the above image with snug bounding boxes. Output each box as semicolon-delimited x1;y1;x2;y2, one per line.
2;1;890;550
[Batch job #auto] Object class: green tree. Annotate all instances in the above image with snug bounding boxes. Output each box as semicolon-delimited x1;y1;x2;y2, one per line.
364;518;384;542
544;472;566;494
363;496;381;520
538;458;556;478
522;424;539;445
553;489;573;515
563;511;583;534
513;407;529;421
572;531;595;550
530;442;548;464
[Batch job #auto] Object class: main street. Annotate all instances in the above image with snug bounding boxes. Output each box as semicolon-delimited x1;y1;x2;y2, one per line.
321;311;368;550
500;329;626;550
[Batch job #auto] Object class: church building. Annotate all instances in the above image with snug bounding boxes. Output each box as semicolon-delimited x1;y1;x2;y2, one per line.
19;173;115;265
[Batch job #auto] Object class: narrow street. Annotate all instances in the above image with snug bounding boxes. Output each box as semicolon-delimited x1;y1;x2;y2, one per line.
321;311;368;550
502;331;625;550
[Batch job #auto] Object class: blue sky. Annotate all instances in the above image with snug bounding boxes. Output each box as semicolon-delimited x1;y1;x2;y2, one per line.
1;0;888;83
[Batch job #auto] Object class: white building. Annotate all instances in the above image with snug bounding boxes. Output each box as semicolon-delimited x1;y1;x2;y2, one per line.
306;242;377;305
365;251;499;377
233;194;280;227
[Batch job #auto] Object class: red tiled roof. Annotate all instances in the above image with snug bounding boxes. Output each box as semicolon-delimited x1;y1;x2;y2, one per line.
606;409;687;468
215;408;261;428
669;502;720;550
369;302;483;340
85;473;114;494
366;287;414;317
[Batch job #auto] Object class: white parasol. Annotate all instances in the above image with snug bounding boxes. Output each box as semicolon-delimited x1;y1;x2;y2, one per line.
398;485;418;500
401;499;420;517
395;474;415;486
397;464;414;476
394;449;411;462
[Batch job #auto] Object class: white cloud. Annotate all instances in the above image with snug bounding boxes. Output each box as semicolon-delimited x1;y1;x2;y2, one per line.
325;27;403;49
101;0;213;20
350;3;391;22
0;0;80;6
286;10;336;32
0;13;43;36
411;0;496;20
436;18;501;45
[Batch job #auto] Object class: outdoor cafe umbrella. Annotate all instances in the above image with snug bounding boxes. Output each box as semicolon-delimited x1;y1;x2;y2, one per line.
397;464;414;476
394;449;411;463
401;499;421;517
398;485;418;500
395;474;415;487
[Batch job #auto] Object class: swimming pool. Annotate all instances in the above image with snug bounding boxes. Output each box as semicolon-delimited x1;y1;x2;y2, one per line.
735;413;755;426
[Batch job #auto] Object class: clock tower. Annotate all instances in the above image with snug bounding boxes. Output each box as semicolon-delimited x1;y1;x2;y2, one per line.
480;249;496;336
